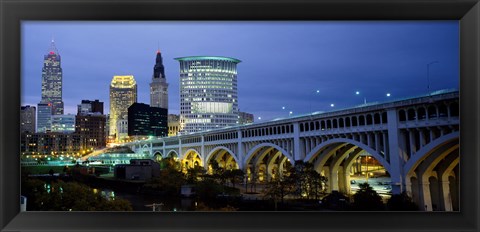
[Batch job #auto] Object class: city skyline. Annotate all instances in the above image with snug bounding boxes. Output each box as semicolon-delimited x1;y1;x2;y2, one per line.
21;21;459;121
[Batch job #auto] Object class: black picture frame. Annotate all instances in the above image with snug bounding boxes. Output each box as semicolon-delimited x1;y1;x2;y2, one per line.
1;0;479;231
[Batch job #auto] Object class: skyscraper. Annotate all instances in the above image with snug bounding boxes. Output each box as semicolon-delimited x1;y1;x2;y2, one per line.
109;75;137;140
20;105;36;133
41;39;64;115
37;102;52;132
175;56;241;133
150;50;169;109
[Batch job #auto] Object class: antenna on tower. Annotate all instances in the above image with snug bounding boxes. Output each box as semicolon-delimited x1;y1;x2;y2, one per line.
157;41;160;54
49;35;58;55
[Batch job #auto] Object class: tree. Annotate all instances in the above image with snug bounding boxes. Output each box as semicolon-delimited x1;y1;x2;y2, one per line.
387;191;418;211
145;167;186;196
21;178;133;211
288;161;327;200
352;182;384;211
225;169;244;188
186;165;206;184
263;176;294;210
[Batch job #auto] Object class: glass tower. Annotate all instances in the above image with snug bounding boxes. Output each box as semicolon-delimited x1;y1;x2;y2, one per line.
175;56;241;133
41;39;64;115
37;102;52;133
109;75;137;140
150;50;169;109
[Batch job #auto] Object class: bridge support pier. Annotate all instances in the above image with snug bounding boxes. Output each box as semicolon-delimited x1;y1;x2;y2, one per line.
386;109;405;195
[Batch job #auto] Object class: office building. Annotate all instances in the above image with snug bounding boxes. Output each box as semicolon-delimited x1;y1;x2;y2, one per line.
37;102;52;133
175;56;241;133
150;50;169;109
21;105;36;133
117;118;129;142
128;103;168;137
168;114;180;137
41;39;64;115
109;75;137;140
75;112;107;149
21;132;86;155
51;114;76;133
76;99;106;148
238;111;254;124
78;99;104;115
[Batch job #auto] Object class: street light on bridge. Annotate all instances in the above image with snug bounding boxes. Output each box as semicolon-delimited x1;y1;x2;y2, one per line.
355;91;367;104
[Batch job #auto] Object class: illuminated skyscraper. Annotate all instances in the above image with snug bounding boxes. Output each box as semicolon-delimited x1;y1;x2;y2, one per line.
150;50;169;109
175;56;241;133
41;39;64;115
109;75;137;140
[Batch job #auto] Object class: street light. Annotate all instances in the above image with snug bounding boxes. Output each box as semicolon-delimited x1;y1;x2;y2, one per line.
427;61;439;94
289;111;293;117
386;93;391;97
355;91;367;104
330;104;335;107
310;89;320;113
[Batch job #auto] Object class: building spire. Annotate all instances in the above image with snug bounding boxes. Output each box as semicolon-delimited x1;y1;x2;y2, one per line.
153;49;165;79
48;36;59;55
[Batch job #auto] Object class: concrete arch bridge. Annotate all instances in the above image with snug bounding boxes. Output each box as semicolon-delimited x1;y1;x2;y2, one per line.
123;90;459;211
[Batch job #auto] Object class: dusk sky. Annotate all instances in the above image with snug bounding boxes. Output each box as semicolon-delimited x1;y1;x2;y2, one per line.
21;21;459;121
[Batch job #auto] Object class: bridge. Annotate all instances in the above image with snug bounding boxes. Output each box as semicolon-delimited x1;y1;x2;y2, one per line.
123;90;459;211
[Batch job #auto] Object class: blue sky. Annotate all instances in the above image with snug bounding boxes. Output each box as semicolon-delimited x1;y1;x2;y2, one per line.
21;21;459;121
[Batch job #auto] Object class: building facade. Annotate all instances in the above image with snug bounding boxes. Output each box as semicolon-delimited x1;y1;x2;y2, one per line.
21;105;36;133
36;102;52;133
168;114;180;137
51;114;76;133
75;112;107;149
238;111;254;124
150;50;169;109
109;75;137;140
116;118;129;142
78;99;104;115
128;103;168;138
76;99;107;148
41;39;64;115
20;132;86;155
175;56;241;133
114;159;160;181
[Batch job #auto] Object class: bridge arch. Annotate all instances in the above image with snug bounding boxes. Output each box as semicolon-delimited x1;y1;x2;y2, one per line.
152;151;163;162
180;148;203;170
244;143;294;167
304;138;391;174
403;131;459;175
244;143;295;183
205;146;240;169
166;150;179;158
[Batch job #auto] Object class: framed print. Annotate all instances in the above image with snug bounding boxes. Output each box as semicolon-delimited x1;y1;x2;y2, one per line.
1;0;479;231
